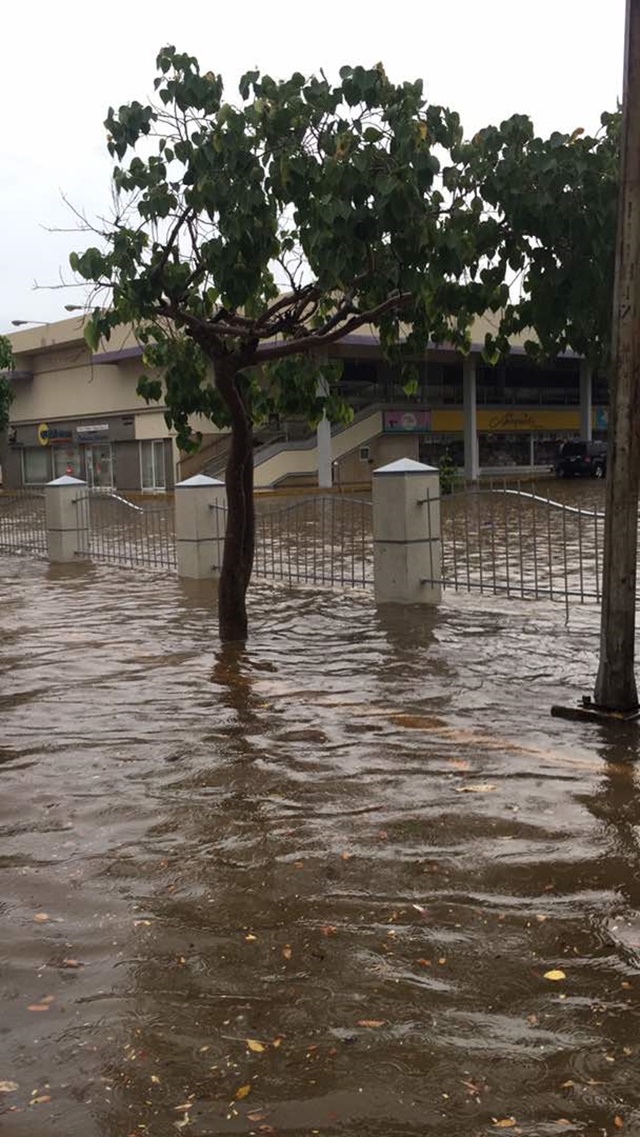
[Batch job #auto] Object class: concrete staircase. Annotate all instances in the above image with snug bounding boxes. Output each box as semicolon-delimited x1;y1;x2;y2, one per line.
202;407;383;489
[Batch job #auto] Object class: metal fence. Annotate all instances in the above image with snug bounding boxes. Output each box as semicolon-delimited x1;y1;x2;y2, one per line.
254;495;373;588
434;482;605;613
0;479;614;613
0;489;47;558
75;490;177;571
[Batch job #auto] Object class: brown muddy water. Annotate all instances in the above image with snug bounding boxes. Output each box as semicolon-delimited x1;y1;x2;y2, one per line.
1;548;640;1137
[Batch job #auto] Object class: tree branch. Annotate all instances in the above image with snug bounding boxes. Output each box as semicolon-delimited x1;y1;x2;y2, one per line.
253;292;412;362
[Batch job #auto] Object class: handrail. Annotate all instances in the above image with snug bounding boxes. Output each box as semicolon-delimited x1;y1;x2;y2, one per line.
462;486;605;519
84;489;144;513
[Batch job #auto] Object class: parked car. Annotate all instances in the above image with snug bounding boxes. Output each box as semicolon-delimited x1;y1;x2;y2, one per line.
555;440;607;478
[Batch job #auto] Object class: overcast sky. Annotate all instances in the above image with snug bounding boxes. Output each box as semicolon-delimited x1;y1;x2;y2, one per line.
0;0;626;335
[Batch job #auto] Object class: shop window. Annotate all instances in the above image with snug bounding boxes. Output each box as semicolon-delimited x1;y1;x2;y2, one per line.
140;440;166;491
52;446;82;480
478;433;531;467
23;447;51;485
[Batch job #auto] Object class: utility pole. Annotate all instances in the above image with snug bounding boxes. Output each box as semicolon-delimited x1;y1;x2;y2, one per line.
594;0;640;712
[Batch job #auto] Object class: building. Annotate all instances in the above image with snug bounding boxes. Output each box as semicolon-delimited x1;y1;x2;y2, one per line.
1;315;607;491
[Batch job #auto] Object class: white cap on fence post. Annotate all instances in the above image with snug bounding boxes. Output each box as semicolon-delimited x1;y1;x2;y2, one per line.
44;476;89;563
174;474;227;579
371;458;442;605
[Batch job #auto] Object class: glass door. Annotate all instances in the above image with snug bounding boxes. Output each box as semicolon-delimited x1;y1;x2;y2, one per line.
85;444;114;489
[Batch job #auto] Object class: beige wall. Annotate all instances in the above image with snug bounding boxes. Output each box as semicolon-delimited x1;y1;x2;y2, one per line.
336;434;420;487
11;360;146;423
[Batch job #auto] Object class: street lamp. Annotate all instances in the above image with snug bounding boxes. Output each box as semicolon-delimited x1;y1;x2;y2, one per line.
10;319;49;326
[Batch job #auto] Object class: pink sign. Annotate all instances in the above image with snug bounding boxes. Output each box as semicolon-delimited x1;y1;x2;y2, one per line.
383;409;432;432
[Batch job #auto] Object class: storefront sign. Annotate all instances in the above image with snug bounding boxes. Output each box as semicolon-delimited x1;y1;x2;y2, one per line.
37;422;73;446
76;423;109;441
383;409;432;432
429;408;583;434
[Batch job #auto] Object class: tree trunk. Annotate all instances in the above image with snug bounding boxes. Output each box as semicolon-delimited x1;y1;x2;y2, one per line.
216;364;255;642
594;0;640;711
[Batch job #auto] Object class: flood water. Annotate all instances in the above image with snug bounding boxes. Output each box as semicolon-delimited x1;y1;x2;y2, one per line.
2;531;640;1136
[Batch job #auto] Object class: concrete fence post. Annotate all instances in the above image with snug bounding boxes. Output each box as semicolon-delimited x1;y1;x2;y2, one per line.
45;476;89;563
372;458;442;604
175;474;227;579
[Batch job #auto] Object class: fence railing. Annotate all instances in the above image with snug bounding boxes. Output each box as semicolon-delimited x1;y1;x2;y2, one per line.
254;496;373;588
75;490;176;571
0;489;47;557
434;481;605;613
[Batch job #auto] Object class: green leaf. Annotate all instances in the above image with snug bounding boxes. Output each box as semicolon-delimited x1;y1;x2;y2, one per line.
83;321;101;352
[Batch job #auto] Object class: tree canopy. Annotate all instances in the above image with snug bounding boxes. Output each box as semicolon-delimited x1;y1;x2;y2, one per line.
0;334;15;433
460;111;620;369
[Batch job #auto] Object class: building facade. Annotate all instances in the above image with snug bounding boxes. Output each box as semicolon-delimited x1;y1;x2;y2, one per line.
1;315;607;490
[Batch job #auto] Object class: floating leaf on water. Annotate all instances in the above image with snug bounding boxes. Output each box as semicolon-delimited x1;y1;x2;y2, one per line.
341;852;353;861
271;1037;283;1048
150;1075;161;1085
247;1112;268;1122
27;1004;51;1013
60;959;83;969
0;1082;19;1093
614;1117;624;1129
245;934;257;942
492;1120;516;1129
320;926;337;937
282;945;292;960
31;1095;52;1104
33;913;50;924
235;1084;252;1100
544;969;567;981
357;1019;386;1028
247;1039;266;1053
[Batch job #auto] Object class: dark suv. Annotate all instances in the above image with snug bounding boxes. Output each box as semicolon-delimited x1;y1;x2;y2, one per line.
555;440;607;479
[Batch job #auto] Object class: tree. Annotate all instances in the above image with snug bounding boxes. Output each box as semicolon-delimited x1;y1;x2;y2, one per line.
0;334;15;433
456;110;620;368
70;48;510;641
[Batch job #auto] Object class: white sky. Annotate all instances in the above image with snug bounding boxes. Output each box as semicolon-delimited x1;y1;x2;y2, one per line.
0;0;625;335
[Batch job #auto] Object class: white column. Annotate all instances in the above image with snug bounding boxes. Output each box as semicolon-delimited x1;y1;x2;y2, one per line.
463;354;479;481
316;373;332;489
372;457;441;605
175;474;226;579
45;476;89;562
579;359;593;440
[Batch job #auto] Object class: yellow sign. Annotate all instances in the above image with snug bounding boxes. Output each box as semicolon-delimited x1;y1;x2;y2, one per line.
430;408;583;434
38;422;49;446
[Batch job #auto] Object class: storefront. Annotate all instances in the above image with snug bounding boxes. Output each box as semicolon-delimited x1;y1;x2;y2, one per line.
6;415;173;493
383;407;608;470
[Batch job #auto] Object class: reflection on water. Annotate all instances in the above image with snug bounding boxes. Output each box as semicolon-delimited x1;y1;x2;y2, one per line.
1;546;639;1136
